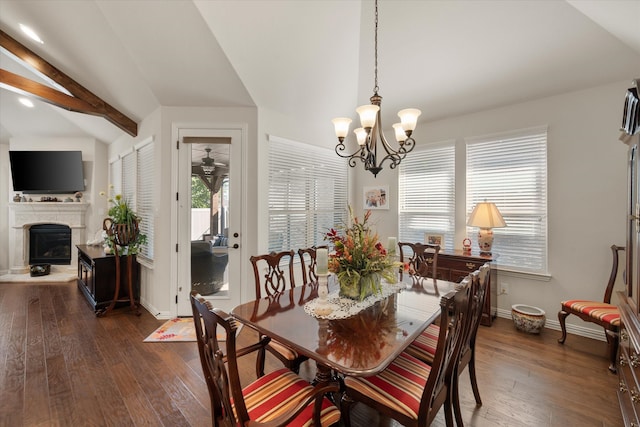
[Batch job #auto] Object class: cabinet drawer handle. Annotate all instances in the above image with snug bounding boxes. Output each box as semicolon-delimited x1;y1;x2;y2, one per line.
620;381;628;393
426;258;433;265
631;354;640;368
465;262;476;270
632;389;640;403
621;356;627;367
622;330;629;342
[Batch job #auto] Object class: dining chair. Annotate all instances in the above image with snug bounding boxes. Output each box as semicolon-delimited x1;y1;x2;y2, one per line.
558;244;624;373
249;250;308;374
189;292;341;427
399;242;441;286
340;285;471;427
406;265;489;427
298;245;328;285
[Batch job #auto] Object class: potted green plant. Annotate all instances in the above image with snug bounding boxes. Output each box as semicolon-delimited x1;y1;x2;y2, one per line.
102;192;147;256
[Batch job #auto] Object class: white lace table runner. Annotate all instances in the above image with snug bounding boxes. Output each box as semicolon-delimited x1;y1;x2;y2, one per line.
304;282;407;319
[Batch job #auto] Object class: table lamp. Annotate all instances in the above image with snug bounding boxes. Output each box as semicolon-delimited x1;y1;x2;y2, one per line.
467;201;506;254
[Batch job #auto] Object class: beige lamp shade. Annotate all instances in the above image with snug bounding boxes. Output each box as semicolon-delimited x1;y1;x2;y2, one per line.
467;202;506;228
467;202;506;254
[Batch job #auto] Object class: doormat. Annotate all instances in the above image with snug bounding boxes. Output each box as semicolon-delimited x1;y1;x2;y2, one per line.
143;317;242;342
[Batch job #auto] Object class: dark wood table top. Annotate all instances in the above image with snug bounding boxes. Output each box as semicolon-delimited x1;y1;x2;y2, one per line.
231;277;457;377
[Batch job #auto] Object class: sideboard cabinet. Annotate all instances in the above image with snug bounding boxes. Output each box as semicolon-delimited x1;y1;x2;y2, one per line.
617;79;640;426
434;250;496;326
76;244;139;312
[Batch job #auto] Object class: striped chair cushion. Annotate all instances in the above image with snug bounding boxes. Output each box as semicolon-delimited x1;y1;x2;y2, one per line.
561;300;620;327
405;324;439;364
269;339;299;361
238;368;340;427
343;351;431;420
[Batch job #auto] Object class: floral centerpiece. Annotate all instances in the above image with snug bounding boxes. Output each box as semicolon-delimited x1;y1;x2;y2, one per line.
101;190;147;256
324;207;400;300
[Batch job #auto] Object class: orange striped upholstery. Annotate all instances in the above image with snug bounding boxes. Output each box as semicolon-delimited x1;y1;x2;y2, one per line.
561;300;620;327
237;368;341;427
405;324;439;363
343;351;431;420
268;340;299;361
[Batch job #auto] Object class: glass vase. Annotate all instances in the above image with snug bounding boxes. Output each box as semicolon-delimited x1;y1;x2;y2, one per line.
339;272;381;301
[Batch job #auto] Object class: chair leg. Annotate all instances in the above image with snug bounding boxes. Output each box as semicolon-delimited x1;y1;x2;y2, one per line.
444;391;455;427
557;310;570;344
340;393;354;427
468;352;482;406
452;374;464;427
605;330;619;374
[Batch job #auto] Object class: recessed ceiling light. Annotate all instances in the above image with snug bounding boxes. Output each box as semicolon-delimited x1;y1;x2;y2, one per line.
19;98;34;108
19;23;44;44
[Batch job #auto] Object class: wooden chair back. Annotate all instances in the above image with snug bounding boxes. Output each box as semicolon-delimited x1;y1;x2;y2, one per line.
418;280;471;424
399;242;440;284
190;292;264;426
298;245;327;285
250;250;296;298
604;244;625;303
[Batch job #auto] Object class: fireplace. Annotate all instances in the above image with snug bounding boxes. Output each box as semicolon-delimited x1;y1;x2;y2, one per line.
8;202;88;274
29;224;72;265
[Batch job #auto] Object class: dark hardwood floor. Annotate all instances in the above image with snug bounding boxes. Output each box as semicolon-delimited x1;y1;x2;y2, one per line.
0;281;622;427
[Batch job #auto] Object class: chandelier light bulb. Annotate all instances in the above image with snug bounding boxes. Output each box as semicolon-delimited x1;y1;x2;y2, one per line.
392;123;406;142
354;128;368;146
398;108;422;132
356;104;380;130
332;117;352;140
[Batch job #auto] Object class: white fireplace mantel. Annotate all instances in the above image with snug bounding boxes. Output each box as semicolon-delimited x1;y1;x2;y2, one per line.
9;202;89;274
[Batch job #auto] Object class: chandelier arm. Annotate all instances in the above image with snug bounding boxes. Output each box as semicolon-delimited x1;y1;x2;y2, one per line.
335;142;367;168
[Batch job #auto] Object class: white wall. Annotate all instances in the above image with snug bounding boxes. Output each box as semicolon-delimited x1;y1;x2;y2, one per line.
353;79;631;340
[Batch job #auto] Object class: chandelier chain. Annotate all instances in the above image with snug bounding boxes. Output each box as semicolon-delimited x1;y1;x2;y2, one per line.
374;0;379;94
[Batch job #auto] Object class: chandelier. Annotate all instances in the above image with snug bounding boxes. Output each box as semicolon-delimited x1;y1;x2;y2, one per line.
332;0;421;177
201;147;215;175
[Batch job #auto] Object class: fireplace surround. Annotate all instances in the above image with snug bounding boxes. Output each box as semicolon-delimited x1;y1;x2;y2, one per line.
8;202;88;274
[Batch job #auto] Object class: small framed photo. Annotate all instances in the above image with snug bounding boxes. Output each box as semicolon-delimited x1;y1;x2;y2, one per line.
425;233;444;249
363;186;389;210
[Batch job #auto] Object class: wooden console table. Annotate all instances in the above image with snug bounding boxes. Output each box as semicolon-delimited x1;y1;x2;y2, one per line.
434;250;496;326
76;245;139;314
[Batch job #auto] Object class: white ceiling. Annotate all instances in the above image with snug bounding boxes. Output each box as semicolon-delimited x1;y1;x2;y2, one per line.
0;0;639;146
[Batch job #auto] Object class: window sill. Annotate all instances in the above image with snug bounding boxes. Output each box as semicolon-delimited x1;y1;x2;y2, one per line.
497;268;551;282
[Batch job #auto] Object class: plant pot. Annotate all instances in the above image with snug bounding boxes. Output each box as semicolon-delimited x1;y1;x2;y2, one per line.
103;218;140;247
339;272;381;300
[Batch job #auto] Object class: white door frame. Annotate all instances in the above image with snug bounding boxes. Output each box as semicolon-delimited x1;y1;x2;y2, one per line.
172;123;247;316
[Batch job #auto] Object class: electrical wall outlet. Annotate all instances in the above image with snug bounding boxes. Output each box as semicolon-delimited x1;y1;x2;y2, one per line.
500;282;510;295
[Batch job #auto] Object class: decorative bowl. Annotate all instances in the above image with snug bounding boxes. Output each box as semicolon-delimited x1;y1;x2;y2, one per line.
511;304;546;334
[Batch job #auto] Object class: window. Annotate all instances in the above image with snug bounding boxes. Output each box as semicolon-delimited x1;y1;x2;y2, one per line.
398;141;456;250
268;135;348;252
109;137;155;261
466;126;548;274
136;140;154;259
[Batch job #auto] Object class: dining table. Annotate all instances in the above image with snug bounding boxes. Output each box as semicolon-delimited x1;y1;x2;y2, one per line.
231;275;458;383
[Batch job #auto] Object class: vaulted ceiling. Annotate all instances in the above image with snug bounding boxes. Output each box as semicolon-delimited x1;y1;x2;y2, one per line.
1;0;639;146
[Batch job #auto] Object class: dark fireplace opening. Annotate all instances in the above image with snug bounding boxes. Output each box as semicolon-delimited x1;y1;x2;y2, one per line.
29;224;72;265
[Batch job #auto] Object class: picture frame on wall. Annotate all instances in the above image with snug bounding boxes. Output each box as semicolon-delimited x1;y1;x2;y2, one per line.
363;186;389;210
425;233;445;249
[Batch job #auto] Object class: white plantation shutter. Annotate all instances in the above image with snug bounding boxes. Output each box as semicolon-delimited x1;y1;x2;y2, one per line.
398;141;456;250
121;151;136;208
136;140;154;259
466;126;548;274
268;136;348;252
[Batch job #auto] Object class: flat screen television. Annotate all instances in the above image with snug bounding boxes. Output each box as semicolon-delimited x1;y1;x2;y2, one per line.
9;150;85;194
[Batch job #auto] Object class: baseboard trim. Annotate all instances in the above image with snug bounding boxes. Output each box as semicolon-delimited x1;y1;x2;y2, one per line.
495;308;606;342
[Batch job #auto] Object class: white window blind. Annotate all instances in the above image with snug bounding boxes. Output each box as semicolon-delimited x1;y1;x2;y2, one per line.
466;126;548;274
398;142;456;250
136;141;154;259
121;151;136;209
268;136;348;252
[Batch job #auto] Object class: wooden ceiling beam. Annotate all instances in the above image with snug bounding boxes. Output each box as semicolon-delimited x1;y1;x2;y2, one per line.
0;29;138;137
